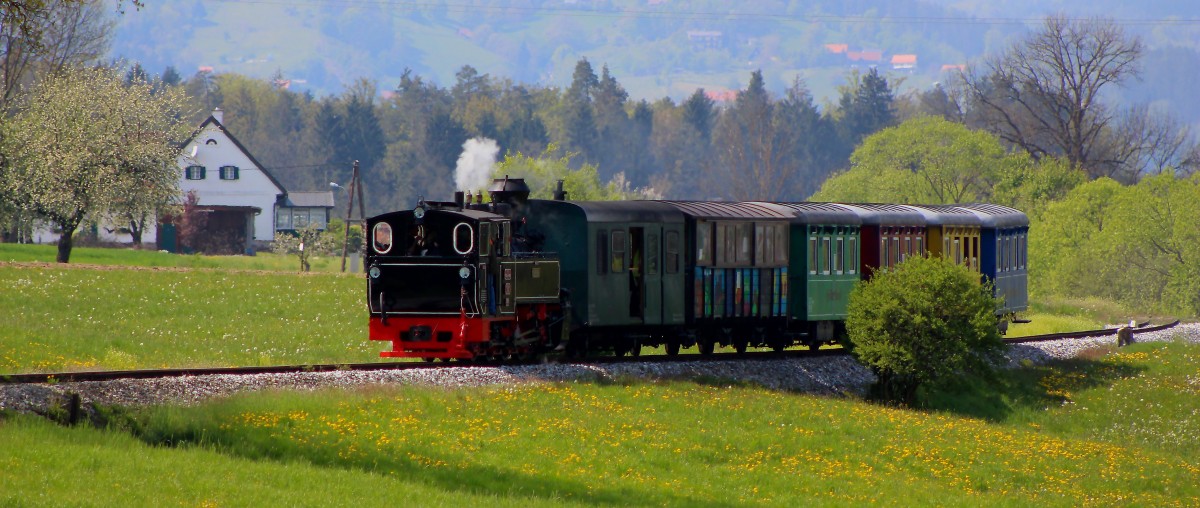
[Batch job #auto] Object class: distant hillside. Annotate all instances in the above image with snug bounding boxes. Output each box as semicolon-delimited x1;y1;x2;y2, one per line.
109;0;1200;125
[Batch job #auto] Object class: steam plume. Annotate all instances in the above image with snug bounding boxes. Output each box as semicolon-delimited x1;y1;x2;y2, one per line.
454;137;499;192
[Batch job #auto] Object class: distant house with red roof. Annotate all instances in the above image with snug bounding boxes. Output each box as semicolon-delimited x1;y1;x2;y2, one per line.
891;54;917;70
703;89;738;103
824;43;848;54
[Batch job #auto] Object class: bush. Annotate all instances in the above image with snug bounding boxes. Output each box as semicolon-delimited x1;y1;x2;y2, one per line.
846;256;1005;405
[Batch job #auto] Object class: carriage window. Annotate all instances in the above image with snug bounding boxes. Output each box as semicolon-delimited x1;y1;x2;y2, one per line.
736;223;752;265
647;233;660;275
881;238;889;268
755;224;766;265
479;222;491;256
848;237;857;274
453;223;474;255
596;230;608;275
776;224;788;264
1020;235;1026;269
697;222;712;265
372;222;393;254
916;236;924;257
891;237;900;267
811;237;820;275
903;237;912;262
611;230;626;273
954;238;962;265
717;224;731;265
835;238;844;274
821;237;831;275
666;231;680;274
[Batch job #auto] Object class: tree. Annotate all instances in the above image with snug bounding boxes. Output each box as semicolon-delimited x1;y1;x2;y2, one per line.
1;65;189;262
1;0;114;113
837;67;896;151
493;144;656;201
712;70;796;201
962;15;1149;180
812;116;1024;204
272;223;332;272
846;256;1005;405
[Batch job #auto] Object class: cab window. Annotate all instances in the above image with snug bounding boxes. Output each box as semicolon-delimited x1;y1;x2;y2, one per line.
479;222;491;256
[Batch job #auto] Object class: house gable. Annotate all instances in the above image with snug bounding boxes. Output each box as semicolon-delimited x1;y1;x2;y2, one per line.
177;110;286;243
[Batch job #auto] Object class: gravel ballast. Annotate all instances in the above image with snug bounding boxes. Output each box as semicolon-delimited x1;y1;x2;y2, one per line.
4;323;1199;417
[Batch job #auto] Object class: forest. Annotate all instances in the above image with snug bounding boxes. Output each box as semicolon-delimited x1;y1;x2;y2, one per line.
4;3;1200;314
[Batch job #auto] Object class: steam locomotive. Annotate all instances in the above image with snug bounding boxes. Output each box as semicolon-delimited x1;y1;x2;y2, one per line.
364;178;1028;361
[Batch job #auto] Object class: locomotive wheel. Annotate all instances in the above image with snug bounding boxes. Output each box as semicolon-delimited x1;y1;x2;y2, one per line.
629;343;641;357
698;339;715;356
422;357;436;363
733;338;748;354
665;340;680;356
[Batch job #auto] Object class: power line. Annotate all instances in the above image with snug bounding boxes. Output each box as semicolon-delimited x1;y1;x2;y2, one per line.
208;0;1200;27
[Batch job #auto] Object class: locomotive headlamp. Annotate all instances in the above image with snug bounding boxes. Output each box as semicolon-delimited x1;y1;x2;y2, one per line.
413;206;426;219
459;266;471;279
369;266;381;279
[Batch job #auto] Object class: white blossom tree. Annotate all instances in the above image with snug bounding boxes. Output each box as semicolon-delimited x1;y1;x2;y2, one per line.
1;65;190;262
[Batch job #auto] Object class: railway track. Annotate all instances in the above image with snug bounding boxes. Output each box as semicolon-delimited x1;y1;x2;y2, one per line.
1;321;1179;385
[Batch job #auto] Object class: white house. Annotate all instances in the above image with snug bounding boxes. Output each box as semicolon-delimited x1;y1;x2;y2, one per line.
36;108;333;253
166;108;333;254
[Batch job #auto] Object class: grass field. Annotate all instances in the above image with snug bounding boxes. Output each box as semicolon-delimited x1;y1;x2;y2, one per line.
0;248;1113;373
2;340;1198;506
0;261;372;373
1;249;1197;505
0;243;350;272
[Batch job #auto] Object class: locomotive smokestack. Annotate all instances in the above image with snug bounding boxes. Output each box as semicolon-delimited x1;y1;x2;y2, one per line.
553;179;567;201
454;191;465;209
488;176;530;206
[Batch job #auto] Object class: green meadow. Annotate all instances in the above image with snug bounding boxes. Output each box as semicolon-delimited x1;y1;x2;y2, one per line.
1;260;374;373
2;250;1196;506
2;340;1198;506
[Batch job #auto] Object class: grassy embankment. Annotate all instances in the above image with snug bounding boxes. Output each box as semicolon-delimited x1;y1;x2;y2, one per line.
2;341;1198;506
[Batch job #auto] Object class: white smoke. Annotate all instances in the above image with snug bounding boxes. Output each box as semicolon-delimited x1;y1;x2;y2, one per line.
454;137;499;192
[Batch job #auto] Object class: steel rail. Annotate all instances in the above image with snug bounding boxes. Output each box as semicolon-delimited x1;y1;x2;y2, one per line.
1;321;1180;385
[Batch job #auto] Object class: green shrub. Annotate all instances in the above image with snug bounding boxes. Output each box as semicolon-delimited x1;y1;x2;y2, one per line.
846;256;1004;405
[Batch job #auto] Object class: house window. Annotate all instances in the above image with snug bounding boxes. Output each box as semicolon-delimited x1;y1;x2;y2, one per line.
275;209;291;230
292;209;310;229
219;165;239;180
185;165;206;180
307;208;327;229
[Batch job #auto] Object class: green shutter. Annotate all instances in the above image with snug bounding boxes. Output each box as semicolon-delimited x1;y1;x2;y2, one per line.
200;166;207;179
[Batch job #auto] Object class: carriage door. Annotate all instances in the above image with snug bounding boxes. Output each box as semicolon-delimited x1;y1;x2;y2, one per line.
628;227;646;320
643;228;662;325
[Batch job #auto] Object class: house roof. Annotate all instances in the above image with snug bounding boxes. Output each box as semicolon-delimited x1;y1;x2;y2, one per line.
284;191;336;208
824;43;849;54
891;54;917;65
181;113;287;195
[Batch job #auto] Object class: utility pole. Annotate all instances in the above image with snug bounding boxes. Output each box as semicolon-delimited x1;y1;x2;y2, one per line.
340;160;366;272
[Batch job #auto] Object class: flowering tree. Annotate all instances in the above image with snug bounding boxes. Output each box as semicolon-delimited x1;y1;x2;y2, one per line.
1;65;190;262
272;224;332;272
